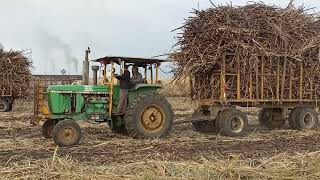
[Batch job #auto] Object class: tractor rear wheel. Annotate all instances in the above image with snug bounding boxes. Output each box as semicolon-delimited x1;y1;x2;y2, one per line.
294;108;318;130
53;120;82;147
125;94;173;139
192;109;216;133
217;109;248;137
0;100;10;112
42;119;56;139
259;108;285;129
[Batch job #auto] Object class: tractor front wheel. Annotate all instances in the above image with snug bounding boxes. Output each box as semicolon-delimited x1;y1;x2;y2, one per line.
125;94;173;139
53;120;82;147
42;119;56;139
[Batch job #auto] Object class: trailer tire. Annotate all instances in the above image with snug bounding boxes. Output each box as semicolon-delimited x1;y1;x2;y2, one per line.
218;109;248;137
289;108;302;129
125;93;173;139
53;120;82;147
259;108;285;129
42;119;56;139
0;100;10;112
294;108;318;130
8;104;13;111
192;109;216;133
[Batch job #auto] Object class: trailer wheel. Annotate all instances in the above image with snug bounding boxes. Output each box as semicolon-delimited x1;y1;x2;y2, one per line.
125;94;173;139
288;108;302;129
42;119;56;139
0;100;10;112
259;108;285;129
294;108;318;130
218;109;248;137
192;109;216;133
53;120;82;147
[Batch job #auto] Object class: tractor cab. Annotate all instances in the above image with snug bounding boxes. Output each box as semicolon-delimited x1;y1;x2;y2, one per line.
33;50;173;147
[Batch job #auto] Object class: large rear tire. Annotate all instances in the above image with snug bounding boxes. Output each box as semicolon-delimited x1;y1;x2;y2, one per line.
192;109;216;133
125;94;173;139
217;109;248;137
0;100;10;112
53;120;82;147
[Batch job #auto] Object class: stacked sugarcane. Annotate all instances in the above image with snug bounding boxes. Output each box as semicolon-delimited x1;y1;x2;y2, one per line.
172;2;320;101
0;47;32;98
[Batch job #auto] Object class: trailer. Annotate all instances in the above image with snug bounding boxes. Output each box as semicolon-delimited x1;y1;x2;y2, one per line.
180;53;320;136
0;73;13;112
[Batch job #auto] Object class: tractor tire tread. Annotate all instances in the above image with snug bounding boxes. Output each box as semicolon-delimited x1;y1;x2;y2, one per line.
53;120;82;147
124;93;173;139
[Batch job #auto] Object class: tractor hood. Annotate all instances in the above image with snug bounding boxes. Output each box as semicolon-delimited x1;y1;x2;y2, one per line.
47;85;109;93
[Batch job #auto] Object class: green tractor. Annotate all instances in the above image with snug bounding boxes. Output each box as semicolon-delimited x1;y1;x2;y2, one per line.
32;52;173;147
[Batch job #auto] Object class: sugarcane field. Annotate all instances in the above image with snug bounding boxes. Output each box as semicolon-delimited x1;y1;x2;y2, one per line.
2;1;320;179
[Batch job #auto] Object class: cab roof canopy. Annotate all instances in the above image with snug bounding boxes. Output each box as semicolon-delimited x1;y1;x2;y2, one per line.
93;56;169;67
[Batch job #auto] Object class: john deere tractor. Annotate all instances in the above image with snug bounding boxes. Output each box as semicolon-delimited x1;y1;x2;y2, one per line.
32;50;173;147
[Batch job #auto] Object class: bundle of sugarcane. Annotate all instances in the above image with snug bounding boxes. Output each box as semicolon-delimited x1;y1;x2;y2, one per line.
172;2;320;101
0;48;32;98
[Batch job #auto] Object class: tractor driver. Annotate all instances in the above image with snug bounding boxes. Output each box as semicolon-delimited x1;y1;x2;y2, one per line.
131;65;144;84
115;65;130;115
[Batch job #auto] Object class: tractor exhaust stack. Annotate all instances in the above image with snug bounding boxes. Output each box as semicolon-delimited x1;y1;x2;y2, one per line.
91;66;99;85
82;47;90;85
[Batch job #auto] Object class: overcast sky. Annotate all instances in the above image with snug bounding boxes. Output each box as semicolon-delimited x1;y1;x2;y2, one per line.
0;0;319;75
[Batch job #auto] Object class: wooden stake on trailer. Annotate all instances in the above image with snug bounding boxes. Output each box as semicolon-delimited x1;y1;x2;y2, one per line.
276;58;280;100
221;53;226;101
289;67;292;100
249;57;253;99
261;57;264;100
237;54;241;100
281;57;287;102
300;61;303;100
310;76;314;100
255;58;259;101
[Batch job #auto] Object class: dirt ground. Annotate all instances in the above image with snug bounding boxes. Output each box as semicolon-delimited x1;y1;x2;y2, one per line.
1;97;320;167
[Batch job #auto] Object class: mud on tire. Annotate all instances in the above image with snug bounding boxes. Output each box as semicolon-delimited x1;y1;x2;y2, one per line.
124;94;173;139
